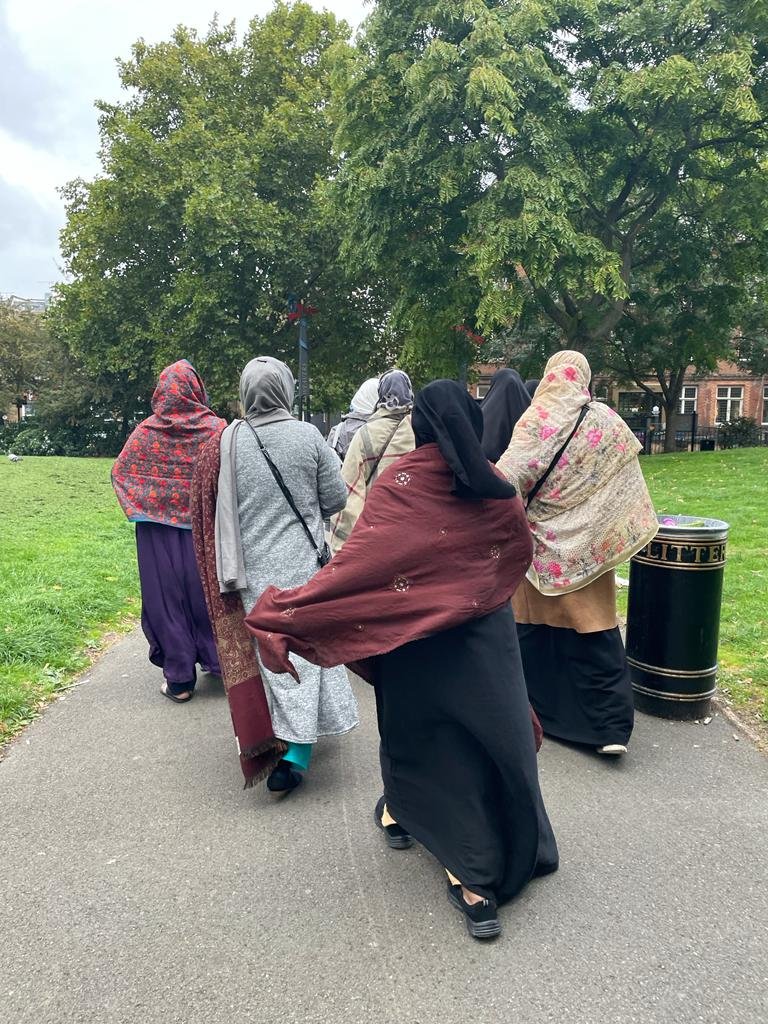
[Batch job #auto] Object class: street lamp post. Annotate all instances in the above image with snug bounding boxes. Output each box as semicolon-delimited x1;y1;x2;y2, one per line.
287;295;318;422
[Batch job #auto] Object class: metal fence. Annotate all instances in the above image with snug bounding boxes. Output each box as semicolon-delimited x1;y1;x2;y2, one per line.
631;425;768;455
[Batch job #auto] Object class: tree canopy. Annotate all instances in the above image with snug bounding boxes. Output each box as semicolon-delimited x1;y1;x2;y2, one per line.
0;303;50;421
333;0;768;378
52;3;392;414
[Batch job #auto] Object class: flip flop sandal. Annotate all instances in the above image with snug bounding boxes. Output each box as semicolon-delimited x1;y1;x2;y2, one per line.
161;682;194;704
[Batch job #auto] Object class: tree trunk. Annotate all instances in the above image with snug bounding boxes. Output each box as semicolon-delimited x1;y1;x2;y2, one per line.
663;408;677;452
662;379;686;453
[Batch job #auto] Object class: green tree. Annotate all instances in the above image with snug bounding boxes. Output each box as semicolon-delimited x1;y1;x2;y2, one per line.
334;0;768;373
52;3;390;415
604;173;768;449
0;303;49;421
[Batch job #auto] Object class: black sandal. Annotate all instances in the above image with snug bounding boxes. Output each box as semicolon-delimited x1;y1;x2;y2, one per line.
161;682;194;704
374;795;413;850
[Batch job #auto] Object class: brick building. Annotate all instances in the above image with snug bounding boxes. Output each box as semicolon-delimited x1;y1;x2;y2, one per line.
473;359;768;430
604;361;767;431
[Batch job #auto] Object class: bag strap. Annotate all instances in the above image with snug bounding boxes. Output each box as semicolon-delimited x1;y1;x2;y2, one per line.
364;415;405;488
245;420;324;560
526;404;589;509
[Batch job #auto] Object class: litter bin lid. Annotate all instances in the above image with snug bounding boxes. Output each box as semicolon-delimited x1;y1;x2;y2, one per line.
655;513;729;543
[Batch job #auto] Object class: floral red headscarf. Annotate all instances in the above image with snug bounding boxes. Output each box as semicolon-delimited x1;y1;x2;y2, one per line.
112;360;226;528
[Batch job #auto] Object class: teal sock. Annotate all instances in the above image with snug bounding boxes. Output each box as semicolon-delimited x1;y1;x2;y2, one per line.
282;742;312;772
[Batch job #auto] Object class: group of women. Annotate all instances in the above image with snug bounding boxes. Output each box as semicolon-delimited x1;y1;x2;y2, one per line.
112;349;657;942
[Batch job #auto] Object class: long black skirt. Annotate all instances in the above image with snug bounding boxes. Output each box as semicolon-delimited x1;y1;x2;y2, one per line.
374;604;558;905
517;623;633;747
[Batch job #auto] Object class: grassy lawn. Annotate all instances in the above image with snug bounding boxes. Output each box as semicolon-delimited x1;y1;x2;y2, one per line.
619;447;768;722
1;448;766;743
0;456;139;742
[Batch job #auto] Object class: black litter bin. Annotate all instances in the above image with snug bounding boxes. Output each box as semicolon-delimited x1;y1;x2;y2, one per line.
700;438;716;451
626;515;729;719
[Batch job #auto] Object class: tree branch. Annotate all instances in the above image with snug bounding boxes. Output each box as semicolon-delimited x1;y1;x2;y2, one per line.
515;263;573;335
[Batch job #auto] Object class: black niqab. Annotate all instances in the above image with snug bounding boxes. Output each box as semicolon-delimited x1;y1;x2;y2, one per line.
413;380;517;500
480;369;532;462
525;379;540;399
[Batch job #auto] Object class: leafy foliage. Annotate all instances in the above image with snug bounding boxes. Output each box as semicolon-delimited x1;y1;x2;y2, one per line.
0;305;50;421
53;4;391;414
334;0;768;379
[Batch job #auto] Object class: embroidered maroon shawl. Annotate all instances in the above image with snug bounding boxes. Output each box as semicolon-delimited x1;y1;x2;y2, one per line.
112;360;226;527
190;436;285;786
246;444;534;680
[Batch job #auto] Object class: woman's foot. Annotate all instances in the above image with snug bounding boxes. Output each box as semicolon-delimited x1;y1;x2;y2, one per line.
596;743;628;755
446;882;502;940
374;795;413;850
161;681;194;703
266;760;303;793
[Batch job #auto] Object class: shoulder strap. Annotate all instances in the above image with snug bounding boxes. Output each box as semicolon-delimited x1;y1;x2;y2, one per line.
364;414;405;488
245;421;324;559
526;404;589;509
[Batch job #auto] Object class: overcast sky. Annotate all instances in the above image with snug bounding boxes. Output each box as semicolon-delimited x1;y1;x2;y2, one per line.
0;0;368;299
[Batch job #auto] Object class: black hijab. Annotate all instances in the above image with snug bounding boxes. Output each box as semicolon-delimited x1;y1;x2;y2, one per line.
412;380;518;500
524;378;540;399
480;368;532;462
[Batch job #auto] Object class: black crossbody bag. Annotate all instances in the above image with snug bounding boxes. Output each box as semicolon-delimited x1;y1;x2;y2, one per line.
525;405;589;509
246;421;332;568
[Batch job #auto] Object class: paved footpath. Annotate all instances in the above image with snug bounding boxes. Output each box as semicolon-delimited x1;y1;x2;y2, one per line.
1;629;767;1024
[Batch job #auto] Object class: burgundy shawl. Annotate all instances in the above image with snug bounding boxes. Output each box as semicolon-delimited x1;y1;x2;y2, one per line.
113;360;226;527
246;444;534;681
190;436;285;786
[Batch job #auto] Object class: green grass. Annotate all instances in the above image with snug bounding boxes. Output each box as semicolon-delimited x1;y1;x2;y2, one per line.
617;448;768;721
1;449;766;741
0;457;139;741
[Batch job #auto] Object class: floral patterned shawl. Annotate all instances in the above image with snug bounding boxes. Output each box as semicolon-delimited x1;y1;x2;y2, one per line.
112;360;226;528
496;351;658;595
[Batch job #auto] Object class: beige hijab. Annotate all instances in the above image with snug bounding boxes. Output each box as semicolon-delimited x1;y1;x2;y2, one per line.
497;350;658;595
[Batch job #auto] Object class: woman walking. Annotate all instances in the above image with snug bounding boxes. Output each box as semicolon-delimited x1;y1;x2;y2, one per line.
496;351;658;755
247;381;558;940
329;368;414;552
112;359;225;703
480;367;533;462
327;376;380;460
210;356;358;792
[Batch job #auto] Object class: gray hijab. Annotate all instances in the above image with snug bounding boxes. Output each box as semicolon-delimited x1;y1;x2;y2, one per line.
377;368;413;411
239;355;296;425
215;357;296;592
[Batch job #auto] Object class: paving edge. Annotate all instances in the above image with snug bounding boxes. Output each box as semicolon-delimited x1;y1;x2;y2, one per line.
0;618;138;761
713;697;768;753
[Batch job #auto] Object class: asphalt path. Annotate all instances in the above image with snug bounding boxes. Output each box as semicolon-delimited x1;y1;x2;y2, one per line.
1;629;767;1024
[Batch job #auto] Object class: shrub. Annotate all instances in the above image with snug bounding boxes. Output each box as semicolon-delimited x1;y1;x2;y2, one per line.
718;416;760;449
0;420;125;458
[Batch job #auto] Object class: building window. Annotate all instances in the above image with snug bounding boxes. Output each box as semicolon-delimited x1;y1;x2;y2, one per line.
763;385;768;425
618;391;646;414
716;386;743;423
476;383;491;399
678;386;698;415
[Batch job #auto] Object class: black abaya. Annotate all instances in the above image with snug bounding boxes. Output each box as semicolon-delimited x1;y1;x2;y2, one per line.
374;604;558;904
517;623;634;746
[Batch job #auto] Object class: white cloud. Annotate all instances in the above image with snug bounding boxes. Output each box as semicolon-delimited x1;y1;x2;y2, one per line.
0;0;369;296
0;126;82;205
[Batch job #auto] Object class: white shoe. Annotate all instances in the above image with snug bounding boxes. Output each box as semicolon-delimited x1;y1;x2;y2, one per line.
596;744;628;755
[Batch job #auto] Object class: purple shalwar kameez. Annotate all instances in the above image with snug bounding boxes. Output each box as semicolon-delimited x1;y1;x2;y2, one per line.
135;522;220;694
